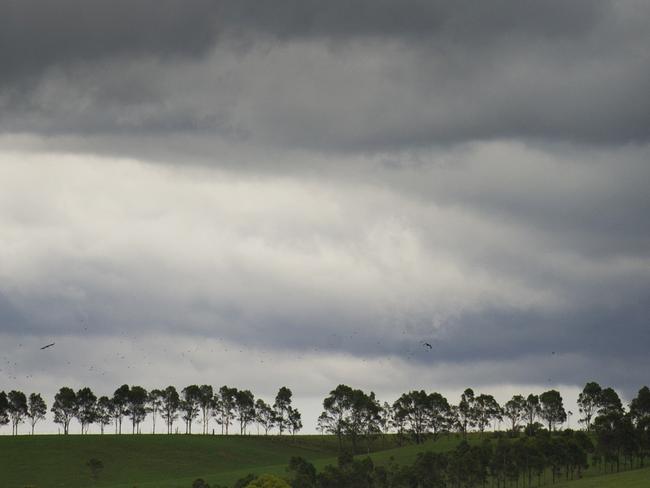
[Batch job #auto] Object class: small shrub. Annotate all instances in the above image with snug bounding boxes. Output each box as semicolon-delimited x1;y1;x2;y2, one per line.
245;474;290;488
233;474;256;488
86;458;104;481
192;479;210;488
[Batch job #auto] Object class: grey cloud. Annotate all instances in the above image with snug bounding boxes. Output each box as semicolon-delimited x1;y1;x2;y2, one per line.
433;301;650;364
216;0;609;43
1;1;649;148
390;145;650;261
0;0;222;82
1;0;608;78
1;145;647;397
0;293;29;334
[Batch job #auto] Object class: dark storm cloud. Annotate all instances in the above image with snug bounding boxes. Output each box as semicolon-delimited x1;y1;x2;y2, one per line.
433;301;650;364
217;0;609;43
0;0;222;81
1;0;649;147
0;0;608;75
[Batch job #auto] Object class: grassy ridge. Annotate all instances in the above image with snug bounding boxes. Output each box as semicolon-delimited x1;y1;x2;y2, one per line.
0;433;543;488
553;467;650;488
1;434;647;488
0;435;344;488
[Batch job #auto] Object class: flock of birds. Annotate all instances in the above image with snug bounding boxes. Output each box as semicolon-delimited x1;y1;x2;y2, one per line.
2;320;447;384
2;316;563;386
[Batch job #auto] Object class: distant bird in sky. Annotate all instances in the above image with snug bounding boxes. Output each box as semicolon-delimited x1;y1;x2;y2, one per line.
421;341;433;350
40;343;55;350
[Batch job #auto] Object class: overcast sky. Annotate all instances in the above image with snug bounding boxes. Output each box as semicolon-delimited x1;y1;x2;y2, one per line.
1;1;649;433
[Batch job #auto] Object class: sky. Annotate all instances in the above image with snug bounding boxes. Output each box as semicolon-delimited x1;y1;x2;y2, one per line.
1;0;649;434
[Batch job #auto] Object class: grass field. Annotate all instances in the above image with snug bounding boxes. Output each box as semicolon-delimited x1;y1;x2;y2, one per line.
1;434;648;488
553;467;650;488
0;434;341;488
2;434;417;488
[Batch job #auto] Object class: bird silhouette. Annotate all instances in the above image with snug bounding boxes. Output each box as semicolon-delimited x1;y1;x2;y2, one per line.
40;343;55;350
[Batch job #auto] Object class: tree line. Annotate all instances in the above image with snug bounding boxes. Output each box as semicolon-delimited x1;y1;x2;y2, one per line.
1;381;648;467
316;383;650;469
317;386;571;452
229;383;650;488
0;384;302;437
270;430;595;488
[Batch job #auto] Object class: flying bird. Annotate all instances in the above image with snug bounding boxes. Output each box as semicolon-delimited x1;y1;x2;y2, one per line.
421;341;433;350
40;343;55;350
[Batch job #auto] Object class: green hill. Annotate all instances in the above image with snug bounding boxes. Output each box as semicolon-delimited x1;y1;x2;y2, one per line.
0;433;478;488
1;434;648;488
0;434;342;488
553;467;650;488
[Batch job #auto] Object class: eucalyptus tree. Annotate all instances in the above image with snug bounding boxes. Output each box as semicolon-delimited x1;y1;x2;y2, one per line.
320;384;354;450
524;394;541;427
288;407;303;435
215;385;237;435
7;390;28;435
630;386;650;464
27;393;47;435
445;406;460;438
345;388;382;452
234;389;256;435
379;401;393;436
211;393;223;434
319;385;377;452
160;385;180;434
539;389;567;431
255;398;275;435
181;385;201;434
593;393;628;473
198;385;214;435
96;396;114;434
457;388;476;438
274;386;294;435
429;392;452;436
598;387;624;418
0;391;9;430
52;387;77;435
357;391;381;452
392;390;454;444
392;405;408;441
345;388;371;450
393;390;432;444
503;394;527;433
578;382;602;432
316;411;328;435
127;386;149;434
630;386;650;424
112;384;130;434
148;389;164;434
473;393;501;435
76;387;97;434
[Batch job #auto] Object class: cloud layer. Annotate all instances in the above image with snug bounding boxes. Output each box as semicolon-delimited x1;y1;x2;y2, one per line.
2;0;649;149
